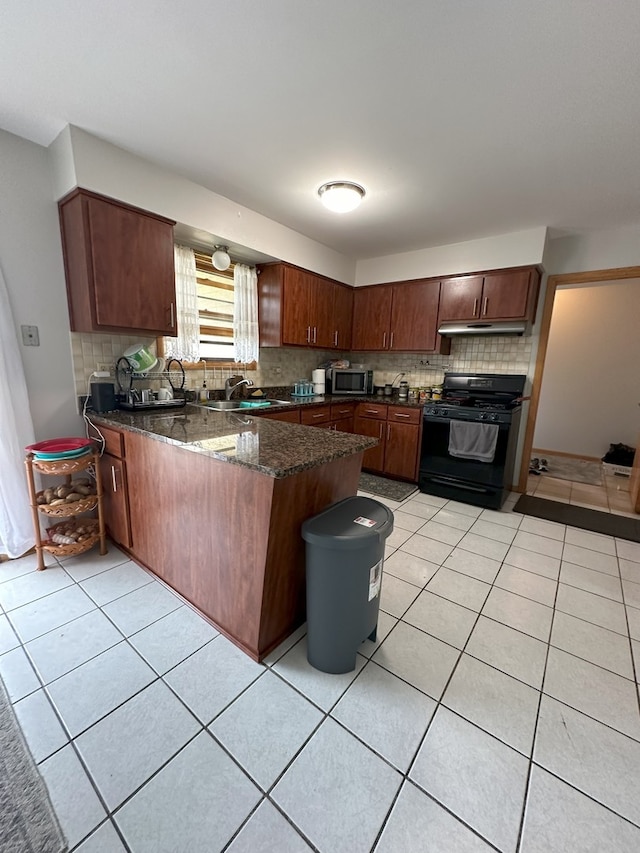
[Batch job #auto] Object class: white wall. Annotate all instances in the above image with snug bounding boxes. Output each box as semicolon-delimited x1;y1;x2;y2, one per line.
50;126;357;286
533;280;640;457
0;129;82;439
355;227;548;285
545;227;640;275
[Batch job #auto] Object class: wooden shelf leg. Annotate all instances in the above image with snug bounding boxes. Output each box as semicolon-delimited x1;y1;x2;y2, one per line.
93;450;108;556
24;455;45;571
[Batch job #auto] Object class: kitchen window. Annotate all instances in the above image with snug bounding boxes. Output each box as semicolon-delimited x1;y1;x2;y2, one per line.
194;251;235;361
158;250;257;368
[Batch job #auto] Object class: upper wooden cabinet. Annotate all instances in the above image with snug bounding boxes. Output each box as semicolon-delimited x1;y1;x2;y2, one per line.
351;279;450;353
438;267;540;324
58;188;177;336
258;263;353;350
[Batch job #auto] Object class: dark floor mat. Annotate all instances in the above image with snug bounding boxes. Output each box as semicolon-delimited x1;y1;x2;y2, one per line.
514;494;640;543
358;472;418;502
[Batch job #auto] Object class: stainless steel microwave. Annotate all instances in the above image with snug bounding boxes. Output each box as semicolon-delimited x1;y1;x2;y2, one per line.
326;367;374;395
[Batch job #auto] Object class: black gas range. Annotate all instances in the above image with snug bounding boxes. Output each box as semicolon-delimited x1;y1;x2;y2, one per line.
419;373;527;509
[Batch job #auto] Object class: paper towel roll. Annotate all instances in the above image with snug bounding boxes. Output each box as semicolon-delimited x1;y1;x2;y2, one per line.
312;368;325;393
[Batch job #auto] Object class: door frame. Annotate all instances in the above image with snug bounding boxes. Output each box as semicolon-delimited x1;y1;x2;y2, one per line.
517;264;640;494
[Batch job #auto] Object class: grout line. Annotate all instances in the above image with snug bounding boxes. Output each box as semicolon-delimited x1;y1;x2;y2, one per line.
3;503;640;850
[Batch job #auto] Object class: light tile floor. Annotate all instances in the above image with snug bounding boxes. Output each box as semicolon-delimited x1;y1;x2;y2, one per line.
526;463;635;516
2;487;640;852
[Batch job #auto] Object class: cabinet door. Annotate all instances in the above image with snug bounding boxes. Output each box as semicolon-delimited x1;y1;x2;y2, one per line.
98;454;132;548
331;418;354;433
384;422;420;481
282;268;315;345
438;275;484;322
353;416;385;472
351;286;393;350
480;269;533;320
87;195;177;335
331;283;354;350
389;280;441;351
312;277;335;348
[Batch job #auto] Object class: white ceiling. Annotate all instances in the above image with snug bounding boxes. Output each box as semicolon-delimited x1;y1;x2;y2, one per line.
3;1;640;260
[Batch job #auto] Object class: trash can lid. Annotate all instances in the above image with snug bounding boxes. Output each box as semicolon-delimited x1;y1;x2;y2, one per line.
301;496;394;549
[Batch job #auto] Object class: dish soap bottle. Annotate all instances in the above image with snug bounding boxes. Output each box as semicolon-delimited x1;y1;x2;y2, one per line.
398;380;409;401
199;380;208;402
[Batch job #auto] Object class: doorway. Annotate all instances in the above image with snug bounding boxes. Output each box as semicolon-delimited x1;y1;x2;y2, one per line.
518;265;640;516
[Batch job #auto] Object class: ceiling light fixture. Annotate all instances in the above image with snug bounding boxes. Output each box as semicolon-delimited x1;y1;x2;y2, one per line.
211;245;231;271
318;181;365;213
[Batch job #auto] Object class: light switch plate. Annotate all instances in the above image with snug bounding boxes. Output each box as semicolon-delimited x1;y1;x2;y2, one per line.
21;325;40;346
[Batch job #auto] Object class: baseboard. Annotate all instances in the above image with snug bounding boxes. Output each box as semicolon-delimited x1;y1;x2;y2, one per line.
532;449;601;463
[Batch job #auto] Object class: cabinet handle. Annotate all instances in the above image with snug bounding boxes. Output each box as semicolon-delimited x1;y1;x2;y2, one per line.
394;413;411;419
334;330;338;347
169;302;175;327
382;331;387;348
390;331;394;349
482;297;488;316
312;413;324;419
313;326;317;344
111;465;118;492
473;298;478;317
387;424;390;440
379;424;384;439
306;326;311;343
338;409;350;415
365;409;380;415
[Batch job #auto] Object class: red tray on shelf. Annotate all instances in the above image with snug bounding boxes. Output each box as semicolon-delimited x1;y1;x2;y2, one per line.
25;437;92;456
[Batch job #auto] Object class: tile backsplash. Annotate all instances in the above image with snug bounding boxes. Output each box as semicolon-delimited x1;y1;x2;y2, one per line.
71;332;534;396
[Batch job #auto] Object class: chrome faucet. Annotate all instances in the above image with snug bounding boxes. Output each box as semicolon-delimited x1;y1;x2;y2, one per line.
225;375;254;400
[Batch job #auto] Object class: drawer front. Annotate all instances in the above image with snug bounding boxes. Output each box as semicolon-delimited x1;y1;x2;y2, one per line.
355;402;387;421
300;405;331;426
387;405;421;425
100;425;125;458
258;409;301;423
330;403;355;421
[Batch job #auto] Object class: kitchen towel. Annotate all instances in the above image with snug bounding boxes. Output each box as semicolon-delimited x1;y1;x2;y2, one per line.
448;421;499;463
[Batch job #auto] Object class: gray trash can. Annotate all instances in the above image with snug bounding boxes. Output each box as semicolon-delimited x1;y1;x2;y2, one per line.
301;495;394;674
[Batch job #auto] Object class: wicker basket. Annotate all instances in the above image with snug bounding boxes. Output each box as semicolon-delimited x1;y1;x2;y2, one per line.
37;491;98;517
43;518;100;558
30;451;95;476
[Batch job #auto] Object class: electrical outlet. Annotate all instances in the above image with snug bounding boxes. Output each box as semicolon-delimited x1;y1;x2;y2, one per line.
274;367;282;375
21;325;40;346
96;362;113;374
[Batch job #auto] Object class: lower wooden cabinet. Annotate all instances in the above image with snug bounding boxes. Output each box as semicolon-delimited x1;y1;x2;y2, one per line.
97;429;132;548
300;405;332;426
354;403;422;480
257;409;301;423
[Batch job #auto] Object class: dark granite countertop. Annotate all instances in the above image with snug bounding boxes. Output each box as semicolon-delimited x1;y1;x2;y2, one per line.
89;403;380;479
237;392;425;411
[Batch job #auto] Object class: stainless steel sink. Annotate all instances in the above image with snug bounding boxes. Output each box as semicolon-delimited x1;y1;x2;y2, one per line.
205;400;245;410
204;398;294;411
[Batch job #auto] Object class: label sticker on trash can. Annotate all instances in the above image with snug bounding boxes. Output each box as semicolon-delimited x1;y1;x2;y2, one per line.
369;560;382;601
354;516;376;528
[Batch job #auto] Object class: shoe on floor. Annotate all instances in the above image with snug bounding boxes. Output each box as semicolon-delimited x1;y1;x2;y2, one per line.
530;458;540;469
539;458;548;472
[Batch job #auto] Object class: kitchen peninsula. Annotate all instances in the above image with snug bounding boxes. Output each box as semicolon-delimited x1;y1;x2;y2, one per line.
90;403;378;661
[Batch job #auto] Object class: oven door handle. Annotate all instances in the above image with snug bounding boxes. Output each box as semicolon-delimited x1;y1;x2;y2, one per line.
428;475;489;494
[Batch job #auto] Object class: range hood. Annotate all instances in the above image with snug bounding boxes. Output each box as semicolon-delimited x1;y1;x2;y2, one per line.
438;321;527;337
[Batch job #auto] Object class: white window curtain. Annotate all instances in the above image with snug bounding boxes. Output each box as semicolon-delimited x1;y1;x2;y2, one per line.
0;264;37;558
233;264;259;364
163;245;200;362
